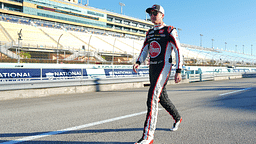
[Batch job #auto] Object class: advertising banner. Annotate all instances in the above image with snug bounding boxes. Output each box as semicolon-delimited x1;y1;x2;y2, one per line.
0;67;150;79
104;69;149;76
0;68;40;78
42;69;82;77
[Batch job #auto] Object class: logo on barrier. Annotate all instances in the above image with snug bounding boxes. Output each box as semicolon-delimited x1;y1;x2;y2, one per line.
104;69;149;76
0;72;30;78
42;69;82;77
0;69;40;78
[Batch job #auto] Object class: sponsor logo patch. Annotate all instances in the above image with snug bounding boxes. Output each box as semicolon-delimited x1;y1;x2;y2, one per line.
149;41;161;58
159;29;164;34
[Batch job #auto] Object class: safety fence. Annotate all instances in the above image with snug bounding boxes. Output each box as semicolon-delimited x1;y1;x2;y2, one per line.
188;72;249;82
1;63;256;91
1;70;255;91
0;66;150;91
0;75;150;91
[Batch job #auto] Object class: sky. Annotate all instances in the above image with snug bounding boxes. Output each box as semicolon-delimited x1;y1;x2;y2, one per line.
78;0;256;55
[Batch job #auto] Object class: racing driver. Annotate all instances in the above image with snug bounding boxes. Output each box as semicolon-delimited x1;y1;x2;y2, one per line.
133;4;183;144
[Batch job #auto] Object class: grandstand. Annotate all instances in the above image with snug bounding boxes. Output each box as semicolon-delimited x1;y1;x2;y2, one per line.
0;15;144;64
181;44;256;66
0;0;256;66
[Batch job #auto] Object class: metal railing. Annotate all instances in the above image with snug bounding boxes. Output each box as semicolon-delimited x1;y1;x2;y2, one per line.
188;72;256;82
1;71;256;91
0;74;150;91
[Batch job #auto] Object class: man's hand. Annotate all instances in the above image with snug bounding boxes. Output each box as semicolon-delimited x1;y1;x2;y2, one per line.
175;73;182;83
133;64;139;73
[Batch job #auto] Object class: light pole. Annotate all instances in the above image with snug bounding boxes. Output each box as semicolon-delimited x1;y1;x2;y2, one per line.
87;35;93;64
211;39;214;49
251;44;253;55
145;11;147;21
119;2;125;14
81;0;89;6
112;38;117;65
178;28;182;41
225;42;227;50
17;29;22;63
82;45;85;63
242;45;244;54
57;34;63;64
200;34;203;47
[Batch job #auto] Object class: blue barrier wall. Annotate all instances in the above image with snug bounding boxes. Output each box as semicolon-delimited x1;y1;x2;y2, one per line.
0;68;40;78
0;67;150;79
0;63;256;79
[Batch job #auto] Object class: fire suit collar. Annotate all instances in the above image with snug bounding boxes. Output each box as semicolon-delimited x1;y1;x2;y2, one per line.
154;23;166;30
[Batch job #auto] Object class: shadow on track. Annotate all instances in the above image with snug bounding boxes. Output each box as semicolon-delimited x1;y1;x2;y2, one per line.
0;141;134;144
207;87;256;112
0;128;170;144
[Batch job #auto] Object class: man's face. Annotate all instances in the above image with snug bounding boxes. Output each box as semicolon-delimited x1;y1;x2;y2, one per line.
150;10;164;25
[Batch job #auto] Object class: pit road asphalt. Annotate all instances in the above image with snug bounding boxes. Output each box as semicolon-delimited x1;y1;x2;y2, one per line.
0;78;255;144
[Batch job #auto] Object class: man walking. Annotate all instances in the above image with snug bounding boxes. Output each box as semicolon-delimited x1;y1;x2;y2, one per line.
133;4;183;144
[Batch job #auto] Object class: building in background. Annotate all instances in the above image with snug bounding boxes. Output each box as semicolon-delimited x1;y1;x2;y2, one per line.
0;0;153;39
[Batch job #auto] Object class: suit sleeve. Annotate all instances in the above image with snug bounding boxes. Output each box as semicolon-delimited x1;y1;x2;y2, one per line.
136;32;150;65
169;28;183;73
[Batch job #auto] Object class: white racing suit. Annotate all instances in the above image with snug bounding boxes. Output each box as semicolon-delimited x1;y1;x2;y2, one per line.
136;24;183;140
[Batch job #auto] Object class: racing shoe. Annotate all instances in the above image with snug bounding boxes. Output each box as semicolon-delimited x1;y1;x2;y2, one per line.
134;137;154;144
170;117;182;131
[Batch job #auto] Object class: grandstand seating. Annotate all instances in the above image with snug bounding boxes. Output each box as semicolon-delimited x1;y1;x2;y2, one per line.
41;27;87;51
68;31;97;51
115;37;143;54
182;45;256;66
0;14;255;65
0;18;143;56
0;28;9;43
180;47;199;59
0;21;57;48
1;15;30;25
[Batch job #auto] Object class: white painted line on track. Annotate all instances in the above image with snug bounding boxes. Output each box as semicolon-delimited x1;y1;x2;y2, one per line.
2;109;163;144
219;87;252;96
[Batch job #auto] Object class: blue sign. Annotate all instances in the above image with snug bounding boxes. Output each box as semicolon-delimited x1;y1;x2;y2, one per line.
42;69;82;77
83;69;88;76
0;68;40;78
0;68;149;79
104;69;149;76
